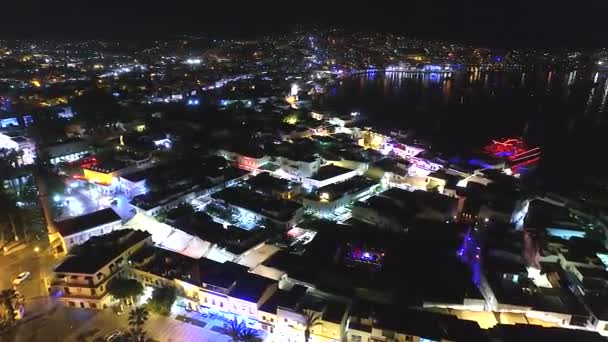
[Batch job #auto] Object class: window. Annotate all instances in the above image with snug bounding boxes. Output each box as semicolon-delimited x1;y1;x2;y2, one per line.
405;336;413;341
90;303;97;309
212;299;216;306
270;318;274;323
220;302;224;308
91;289;96;295
204;297;208;303
351;335;362;342
262;316;266;321
284;318;288;323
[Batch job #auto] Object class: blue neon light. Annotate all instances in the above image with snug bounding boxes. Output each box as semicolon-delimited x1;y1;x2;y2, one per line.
468;158;493;169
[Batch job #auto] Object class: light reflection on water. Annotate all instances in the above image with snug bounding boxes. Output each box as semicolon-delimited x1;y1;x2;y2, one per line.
316;67;608;187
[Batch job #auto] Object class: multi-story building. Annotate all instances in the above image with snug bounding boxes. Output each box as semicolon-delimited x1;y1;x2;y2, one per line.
278;155;322;180
212;187;304;229
52;208;123;254
50;229;152;310
301;164;360;190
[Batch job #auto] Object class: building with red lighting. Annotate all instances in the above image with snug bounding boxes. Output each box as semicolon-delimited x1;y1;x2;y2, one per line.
483;138;541;172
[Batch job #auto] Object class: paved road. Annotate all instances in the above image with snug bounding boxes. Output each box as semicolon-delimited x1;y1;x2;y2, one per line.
0;241;58;301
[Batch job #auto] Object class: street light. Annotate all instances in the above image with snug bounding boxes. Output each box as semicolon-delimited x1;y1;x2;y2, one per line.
34;246;40;253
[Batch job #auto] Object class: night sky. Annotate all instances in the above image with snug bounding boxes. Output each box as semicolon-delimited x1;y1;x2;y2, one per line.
2;1;608;48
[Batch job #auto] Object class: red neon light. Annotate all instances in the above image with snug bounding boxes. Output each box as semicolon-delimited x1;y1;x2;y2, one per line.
511;157;540;170
484;137;540;162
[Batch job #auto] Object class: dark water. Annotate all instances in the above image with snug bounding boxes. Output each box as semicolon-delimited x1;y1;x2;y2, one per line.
316;68;608;189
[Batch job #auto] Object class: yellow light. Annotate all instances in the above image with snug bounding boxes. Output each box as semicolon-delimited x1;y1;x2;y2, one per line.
83;169;114;186
283;114;299;125
320;193;330;202
285;96;296;105
31;80;41;88
34;246;40;253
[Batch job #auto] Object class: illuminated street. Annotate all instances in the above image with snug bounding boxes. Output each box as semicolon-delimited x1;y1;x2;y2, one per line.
0;242;57;303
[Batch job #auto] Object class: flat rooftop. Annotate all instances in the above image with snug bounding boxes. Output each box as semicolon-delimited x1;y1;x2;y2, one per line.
54;229;150;274
246;172;295;193
212;187;302;222
310;164;354;181
129;245;198;282
307;176;376;202
55;208;121;237
85;159;128;174
228;272;276;303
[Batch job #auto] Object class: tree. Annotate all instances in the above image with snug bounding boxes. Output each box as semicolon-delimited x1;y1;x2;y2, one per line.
0;289;19;325
146;287;176;316
0;186;19;243
107;277;143;307
303;310;322;342
128;306;149;329
126;306;149;341
221;317;259;342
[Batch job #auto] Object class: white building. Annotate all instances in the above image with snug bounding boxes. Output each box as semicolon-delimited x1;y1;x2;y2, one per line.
301;164;360;190
52;208;123;253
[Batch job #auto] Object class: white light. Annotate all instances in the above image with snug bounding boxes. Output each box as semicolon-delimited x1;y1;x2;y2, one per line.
186;58;202;65
290;84;299;96
53;195;61;202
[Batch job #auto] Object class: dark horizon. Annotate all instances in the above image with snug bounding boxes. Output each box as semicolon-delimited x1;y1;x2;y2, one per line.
2;1;608;49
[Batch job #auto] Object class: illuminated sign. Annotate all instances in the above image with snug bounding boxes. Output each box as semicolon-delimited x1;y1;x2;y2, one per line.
83;169;114;186
0;117;19;128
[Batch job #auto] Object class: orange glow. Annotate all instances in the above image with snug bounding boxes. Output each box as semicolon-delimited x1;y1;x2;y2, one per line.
83;169;114;185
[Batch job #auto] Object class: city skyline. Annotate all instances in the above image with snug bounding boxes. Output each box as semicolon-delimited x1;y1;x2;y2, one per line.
1;1;608;48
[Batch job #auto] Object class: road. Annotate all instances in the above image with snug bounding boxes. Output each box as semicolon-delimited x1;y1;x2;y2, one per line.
0;241;58;302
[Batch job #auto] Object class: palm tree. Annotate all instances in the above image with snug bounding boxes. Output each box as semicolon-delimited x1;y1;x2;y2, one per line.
0;289;19;325
126;306;149;342
222;317;242;342
128;307;149;329
221;317;259;342
239;327;260;342
303;310;322;342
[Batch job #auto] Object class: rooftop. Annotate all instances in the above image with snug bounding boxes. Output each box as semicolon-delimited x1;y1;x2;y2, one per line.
490;324;605;342
198;260;249;290
55;208;122;237
246;172;295;193
228;272;276;303
129;245;199;283
54;229;151;274
85;159;128;174
307;176;377;202
310;164;354;181
259;286;307;313
212;186;303;223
